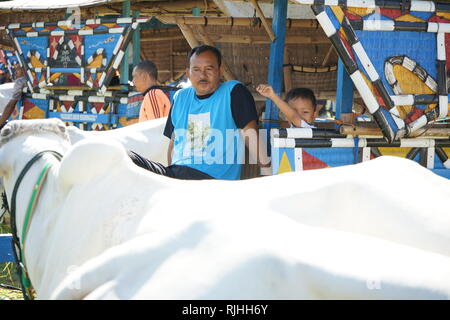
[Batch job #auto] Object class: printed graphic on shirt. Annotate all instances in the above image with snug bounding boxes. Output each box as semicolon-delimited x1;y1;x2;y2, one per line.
186;112;211;156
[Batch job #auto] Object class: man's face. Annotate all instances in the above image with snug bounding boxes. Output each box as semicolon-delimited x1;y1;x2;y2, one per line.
187;51;223;96
132;68;149;93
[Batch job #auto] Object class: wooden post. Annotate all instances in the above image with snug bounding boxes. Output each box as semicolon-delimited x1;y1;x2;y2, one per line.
249;0;275;42
120;0;131;85
283;47;292;93
169;40;174;82
336;58;354;121
264;0;288;129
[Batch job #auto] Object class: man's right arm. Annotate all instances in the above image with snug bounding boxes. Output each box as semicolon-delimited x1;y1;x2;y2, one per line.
0;99;18;127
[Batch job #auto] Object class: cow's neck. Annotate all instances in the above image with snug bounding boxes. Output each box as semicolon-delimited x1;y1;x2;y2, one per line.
5;135;68;295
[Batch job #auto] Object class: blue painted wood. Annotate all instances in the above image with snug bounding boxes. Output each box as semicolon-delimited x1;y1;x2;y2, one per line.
432;169;450;179
263;0;288;130
335;58;354;120
120;0;131;85
48;112;119;125
0;234;14;263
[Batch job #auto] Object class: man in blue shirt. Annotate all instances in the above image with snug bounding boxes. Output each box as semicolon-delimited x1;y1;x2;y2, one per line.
129;45;270;180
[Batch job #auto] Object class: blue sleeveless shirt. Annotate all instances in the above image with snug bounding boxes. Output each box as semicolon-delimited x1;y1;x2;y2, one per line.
170;80;244;180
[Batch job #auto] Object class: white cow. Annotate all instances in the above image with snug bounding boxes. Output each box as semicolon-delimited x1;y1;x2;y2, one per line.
0;117;170;224
0;118;450;300
0;82;14;115
66;116;170;165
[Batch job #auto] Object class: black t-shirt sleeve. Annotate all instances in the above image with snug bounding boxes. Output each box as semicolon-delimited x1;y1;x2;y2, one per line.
163;105;174;139
230;84;258;129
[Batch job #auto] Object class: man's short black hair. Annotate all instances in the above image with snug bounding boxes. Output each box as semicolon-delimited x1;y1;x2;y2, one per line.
134;60;158;81
285;88;317;111
188;45;222;67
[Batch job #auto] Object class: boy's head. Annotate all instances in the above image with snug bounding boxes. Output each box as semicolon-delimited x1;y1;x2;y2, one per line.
285;88;317;124
132;60;158;93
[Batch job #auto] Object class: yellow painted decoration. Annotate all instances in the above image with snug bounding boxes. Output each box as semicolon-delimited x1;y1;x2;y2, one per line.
436;12;450;20
23;106;45;119
119;116;129;127
50;73;62;82
443;148;450;158
126;118;139;126
87;55;104;68
396;105;413;118
278;152;293;174
396;14;425;22
393;65;435;95
360;71;376;96
30;56;45;68
347;8;374;18
331;6;345;23
424;104;438;113
378;147;411;158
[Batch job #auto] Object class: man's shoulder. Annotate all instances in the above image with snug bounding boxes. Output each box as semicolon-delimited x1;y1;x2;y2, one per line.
222;80;242;90
173;86;194;99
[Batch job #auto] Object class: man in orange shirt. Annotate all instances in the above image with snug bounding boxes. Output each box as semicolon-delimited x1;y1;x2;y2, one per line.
132;60;171;121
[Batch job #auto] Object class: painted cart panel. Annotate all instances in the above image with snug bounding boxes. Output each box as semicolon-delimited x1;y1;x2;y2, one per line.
295;0;450;142
271;127;450;179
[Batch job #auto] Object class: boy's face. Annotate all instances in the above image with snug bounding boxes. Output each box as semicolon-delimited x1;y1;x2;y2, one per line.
288;97;316;124
132;68;150;93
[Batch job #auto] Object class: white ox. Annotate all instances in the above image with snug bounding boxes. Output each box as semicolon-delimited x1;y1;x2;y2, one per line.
0;117;169;224
0;82;14;115
66;116;170;165
0;118;450;300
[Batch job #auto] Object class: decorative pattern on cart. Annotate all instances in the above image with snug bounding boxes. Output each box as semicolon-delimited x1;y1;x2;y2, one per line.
295;0;450;141
1;17;148;91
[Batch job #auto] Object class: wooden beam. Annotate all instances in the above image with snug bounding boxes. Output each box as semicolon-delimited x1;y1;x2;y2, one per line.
134;1;219;13
157;16;319;29
212;0;231;15
283;48;292;93
141;33;328;44
141;35;185;42
249;0;275;42
196;26;236;81
177;23;200;48
321;45;335;67
208;34;328;44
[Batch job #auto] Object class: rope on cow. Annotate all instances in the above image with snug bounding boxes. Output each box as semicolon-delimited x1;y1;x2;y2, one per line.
0;191;9;224
9;150;63;300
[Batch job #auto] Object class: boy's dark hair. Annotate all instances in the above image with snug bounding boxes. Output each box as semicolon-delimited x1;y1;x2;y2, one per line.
134;60;158;81
285;88;317;110
188;45;222;67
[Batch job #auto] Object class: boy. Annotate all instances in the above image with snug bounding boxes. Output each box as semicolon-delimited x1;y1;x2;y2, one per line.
132;60;171;122
256;84;318;128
